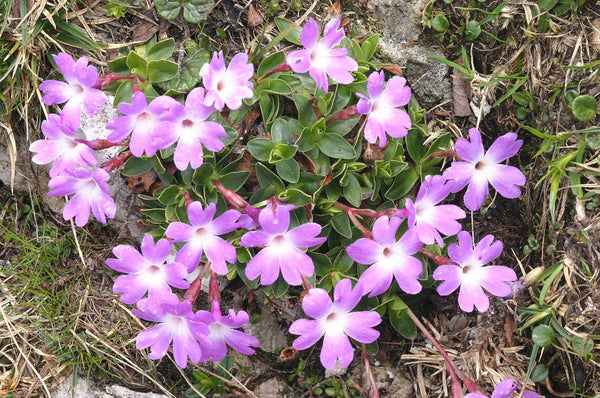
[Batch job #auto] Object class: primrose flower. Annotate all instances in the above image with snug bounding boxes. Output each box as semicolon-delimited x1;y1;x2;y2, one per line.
165;202;242;274
464;378;540;398
47;166;115;227
240;203;326;286
158;87;227;170
106;92;179;157
106;235;190;308
39;52;107;130
289;279;381;370
444;128;526;211
357;71;412;147
196;301;259;362
134;298;209;368
200;51;254;111
347;215;423;296
29;113;98;177
286;18;358;93
433;231;517;313
404;174;466;246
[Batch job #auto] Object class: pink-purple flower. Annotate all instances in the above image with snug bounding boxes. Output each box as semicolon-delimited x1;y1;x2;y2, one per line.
286;18;358;93
29;113;98;177
289;279;381;370
432;231;517;313
357;71;412;147
134;298;209;368
444;128;526;211
165;202;242;274
196;301;259;362
240;203;326;286
403;174;466;246
39;52;107;130
464;378;540;398
106;235;190;308
106;92;179;157
347;215;423;296
200;51;254;111
158;87;227;170
47;166;116;227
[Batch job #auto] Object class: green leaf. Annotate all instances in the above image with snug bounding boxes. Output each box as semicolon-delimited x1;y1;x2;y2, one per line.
465;20;481;40
270;118;293;144
532;324;555;347
269;144;296;163
406;129;426;163
388;299;417;339
257;51;286;77
154;0;182;20
127;51;148;78
256;163;285;192
276;159;300;183
247;138;276;162
141;208;167;223
571;95;598;122
572;336;594;357
122;155;154;177
537;0;558;11
147;60;179;83
274;17;302;44
107;56;130;74
316;134;356;159
161;48;210;92
157;185;181;205
255;78;295;95
360;35;379;61
530;363;549;383
147;38;175;61
218;171;250;192
183;0;214;23
385;168;419;200
114;79;134;108
278;188;312;207
431;12;450;32
342;173;362;207
330;213;352;238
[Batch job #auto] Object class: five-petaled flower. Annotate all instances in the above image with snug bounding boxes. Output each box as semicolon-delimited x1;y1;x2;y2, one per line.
286;18;358;93
165;202;242;274
289;278;381;370
464;378;540;398
196;301;259;362
240;203;326;285
106;234;190;309
47;166;116;227
444;128;526;211
347;215;423;296
357;71;412;147
200;51;254;111
39;52;107;130
404;174;466;246
433;231;517;312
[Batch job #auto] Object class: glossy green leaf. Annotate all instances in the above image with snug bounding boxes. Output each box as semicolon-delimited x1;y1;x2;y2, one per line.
316;134;356;159
257;51;286;77
330;213;352;238
256;163;285;192
530;363;549;382
278;188;312;207
274;17;302;45
406;129;426;163
147;38;175;61
465;20;482;40
107;56;130;74
218;171;250;192
342;173;362;207
122;155;154;177
572;95;598;122
269;144;296;163
385;167;419;200
147;59;179;83
126;51;148;78
270;118;293;144
157;185;182;205
276;158;300;183
388;299;417;339
183;0;213;22
532;324;555;347
247;138;276;162
161;49;210;92
431;12;450;32
114;79;134;108
571;336;594;357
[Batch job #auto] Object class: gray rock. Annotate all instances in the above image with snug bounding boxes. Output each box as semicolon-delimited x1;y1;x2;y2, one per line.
253;378;296;398
52;375;170;398
366;0;452;105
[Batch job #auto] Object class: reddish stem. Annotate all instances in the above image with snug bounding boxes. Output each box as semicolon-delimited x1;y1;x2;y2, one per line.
301;274;313;291
96;73;141;90
100;152;132;172
183;261;212;305
257;61;292;80
75;138;128;150
214;180;249;209
183;192;194;209
208;269;221;305
327;105;359;125
426;149;462;162
362;344;379;398
418;248;456;266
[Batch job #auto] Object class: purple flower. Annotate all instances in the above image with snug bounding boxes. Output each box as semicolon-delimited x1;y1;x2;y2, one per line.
404;175;466;246
289;279;381;370
106;235;190;307
106;92;179;157
286;18;358;93
200;51;254;111
357;71;412;147
433;231;517;313
159;87;227;170
39;52;107;130
134;298;209;368
240;203;326;286
444;128;526;211
47;166;116;226
347;215;423;296
29;113;98;177
464;378;540;398
165;202;242;274
196;301;259;362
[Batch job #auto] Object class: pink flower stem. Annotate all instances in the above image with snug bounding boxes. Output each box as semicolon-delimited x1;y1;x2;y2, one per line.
405;307;481;396
100;152;132;172
327;105;359;125
362;344;379;398
214;180;261;224
208;269;221;306
183;260;212;305
334;202;397;218
96;73;142;90
183;192;194;209
418;248;457;266
426;149;462;162
257;62;292;80
75;139;129;150
301;274;313;291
